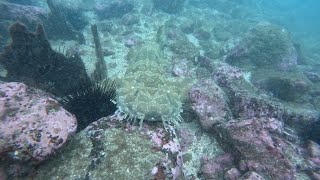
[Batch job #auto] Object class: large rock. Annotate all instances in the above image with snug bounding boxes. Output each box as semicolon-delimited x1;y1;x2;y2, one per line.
226;22;298;71
213;118;302;179
212;63;284;120
212;63;319;133
283;107;320;142
306;140;320;179
2;113;196;179
199;153;235;179
0;81;77;162
212;63;320;145
252;70;312;103
1;115;224;179
189;79;232;131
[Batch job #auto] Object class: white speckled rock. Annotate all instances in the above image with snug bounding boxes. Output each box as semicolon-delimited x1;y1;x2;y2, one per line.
0;81;77;162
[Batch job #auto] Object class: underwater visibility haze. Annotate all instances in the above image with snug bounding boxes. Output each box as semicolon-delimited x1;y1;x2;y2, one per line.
0;0;320;179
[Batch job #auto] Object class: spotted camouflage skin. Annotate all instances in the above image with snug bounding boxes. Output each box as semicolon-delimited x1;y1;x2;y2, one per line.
116;42;191;126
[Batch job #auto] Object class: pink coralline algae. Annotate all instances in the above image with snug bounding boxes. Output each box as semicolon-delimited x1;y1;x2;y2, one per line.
0;82;77;162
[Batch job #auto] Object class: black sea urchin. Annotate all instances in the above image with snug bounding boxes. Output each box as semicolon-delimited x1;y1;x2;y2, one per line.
59;79;117;132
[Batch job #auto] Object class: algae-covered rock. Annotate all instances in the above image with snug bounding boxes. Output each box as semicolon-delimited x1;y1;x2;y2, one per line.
252;70;312;102
213;118;299;179
156;21;200;61
116;42;193;126
34;130;91;179
212;63;284;120
34;118;163;180
190;79;233;131
283;106;320;142
226;22;298;71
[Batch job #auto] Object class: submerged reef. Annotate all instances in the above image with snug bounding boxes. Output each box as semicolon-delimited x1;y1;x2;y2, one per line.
116;42;192;127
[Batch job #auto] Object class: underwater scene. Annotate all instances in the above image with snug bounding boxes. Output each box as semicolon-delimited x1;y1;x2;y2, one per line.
0;0;320;179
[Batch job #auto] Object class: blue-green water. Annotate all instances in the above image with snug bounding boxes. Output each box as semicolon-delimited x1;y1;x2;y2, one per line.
0;0;320;179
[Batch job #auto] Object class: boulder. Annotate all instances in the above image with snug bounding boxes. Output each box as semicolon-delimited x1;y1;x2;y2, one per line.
199;153;234;179
226;22;298;71
213;118;301;179
212;63;284;120
189;79;232;131
0;81;77;162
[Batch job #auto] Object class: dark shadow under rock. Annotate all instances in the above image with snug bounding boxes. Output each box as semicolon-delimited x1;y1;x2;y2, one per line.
0;22;89;96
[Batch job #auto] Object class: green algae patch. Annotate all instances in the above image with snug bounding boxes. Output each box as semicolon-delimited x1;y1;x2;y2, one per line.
34;132;92;180
34;126;163;180
89;128;163;179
